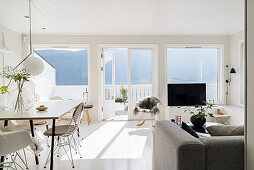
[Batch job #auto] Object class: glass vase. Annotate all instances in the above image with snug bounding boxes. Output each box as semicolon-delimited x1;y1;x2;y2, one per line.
8;81;35;113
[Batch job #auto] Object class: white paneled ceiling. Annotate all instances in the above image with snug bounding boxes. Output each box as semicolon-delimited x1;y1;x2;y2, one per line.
0;0;244;35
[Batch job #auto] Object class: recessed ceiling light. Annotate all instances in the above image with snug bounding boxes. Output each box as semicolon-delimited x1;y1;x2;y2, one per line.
24;16;29;18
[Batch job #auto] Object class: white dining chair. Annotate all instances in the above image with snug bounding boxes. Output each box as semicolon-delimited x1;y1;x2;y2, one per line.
0;130;34;169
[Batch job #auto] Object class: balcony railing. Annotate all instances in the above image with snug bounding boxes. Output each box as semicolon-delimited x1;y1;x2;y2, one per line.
105;84;152;102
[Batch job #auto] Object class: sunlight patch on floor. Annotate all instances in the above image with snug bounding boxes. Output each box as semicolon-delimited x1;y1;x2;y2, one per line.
106;115;128;121
101;128;148;159
60;122;126;160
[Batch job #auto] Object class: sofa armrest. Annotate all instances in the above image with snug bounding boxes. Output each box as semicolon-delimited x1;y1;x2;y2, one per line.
155;120;205;170
199;136;244;170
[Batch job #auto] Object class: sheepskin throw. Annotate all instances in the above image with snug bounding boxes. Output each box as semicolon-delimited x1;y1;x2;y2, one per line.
134;96;160;115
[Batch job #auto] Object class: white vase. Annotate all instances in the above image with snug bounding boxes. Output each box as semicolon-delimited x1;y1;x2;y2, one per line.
0;93;7;111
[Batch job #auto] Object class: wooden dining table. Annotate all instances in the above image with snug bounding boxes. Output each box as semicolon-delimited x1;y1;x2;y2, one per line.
0;99;83;170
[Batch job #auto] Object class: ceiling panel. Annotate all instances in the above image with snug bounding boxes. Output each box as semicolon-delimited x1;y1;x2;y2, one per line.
0;0;244;35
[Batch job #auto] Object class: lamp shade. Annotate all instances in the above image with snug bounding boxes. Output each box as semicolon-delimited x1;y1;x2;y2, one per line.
230;68;236;74
23;56;44;76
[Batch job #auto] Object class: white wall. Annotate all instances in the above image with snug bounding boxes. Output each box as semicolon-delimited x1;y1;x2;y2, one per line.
226;31;245;125
0;24;22;86
229;31;245;106
31;53;56;101
29;34;230;122
246;0;254;169
53;85;88;100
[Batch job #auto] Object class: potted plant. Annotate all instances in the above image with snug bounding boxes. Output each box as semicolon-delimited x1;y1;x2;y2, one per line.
120;83;128;111
184;102;214;127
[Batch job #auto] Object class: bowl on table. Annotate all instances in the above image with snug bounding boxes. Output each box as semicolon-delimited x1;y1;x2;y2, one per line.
36;105;48;111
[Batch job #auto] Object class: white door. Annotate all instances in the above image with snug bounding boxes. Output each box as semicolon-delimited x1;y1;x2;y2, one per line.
103;50;116;120
128;49;154;120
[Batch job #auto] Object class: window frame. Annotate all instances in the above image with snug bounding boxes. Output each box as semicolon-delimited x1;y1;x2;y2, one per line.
165;44;225;104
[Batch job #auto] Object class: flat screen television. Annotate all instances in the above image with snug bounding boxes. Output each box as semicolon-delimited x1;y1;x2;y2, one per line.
167;83;206;106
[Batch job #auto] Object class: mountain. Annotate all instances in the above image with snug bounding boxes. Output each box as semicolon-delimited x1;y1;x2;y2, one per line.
35;49;88;85
34;48;217;87
34;48;153;86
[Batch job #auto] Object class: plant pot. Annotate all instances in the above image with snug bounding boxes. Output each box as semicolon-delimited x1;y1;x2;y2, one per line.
190;115;206;127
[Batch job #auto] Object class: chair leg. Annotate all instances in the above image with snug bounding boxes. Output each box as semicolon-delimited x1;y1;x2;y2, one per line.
44;137;59;168
151;114;155;127
56;137;62;157
86;109;91;125
11;152;27;170
44;148;52;168
10;154;18;170
77;128;80;137
73;133;82;147
22;149;29;169
67;136;75;168
137;112;146;127
16;150;29;170
72;135;82;158
1;151;30;170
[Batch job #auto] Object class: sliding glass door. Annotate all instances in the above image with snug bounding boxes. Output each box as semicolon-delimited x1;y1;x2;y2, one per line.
101;47;156;120
128;49;153;119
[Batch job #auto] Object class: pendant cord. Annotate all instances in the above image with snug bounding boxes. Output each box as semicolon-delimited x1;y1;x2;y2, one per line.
14;0;32;70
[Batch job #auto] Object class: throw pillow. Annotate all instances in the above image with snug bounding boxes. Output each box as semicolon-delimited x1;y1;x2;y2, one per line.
181;122;199;138
206;125;244;136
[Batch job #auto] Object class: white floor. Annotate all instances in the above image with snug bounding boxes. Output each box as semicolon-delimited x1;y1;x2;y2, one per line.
106;115;128;121
20;121;153;170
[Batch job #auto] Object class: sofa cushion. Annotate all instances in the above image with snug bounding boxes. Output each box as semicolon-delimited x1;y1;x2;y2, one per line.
206;125;244;136
199;136;244;170
181;121;199;138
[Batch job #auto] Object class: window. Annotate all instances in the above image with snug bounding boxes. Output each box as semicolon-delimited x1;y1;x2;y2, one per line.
130;49;152;85
130;49;153;101
240;42;245;104
167;47;219;101
34;48;88;85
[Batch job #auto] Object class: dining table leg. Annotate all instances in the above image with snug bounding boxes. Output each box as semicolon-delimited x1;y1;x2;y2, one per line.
50;119;56;170
29;120;39;165
4;120;8;127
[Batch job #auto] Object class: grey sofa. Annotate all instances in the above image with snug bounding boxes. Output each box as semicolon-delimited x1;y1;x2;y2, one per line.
154;120;244;170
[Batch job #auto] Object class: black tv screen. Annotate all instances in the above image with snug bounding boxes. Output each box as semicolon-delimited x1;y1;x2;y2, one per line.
168;83;206;106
